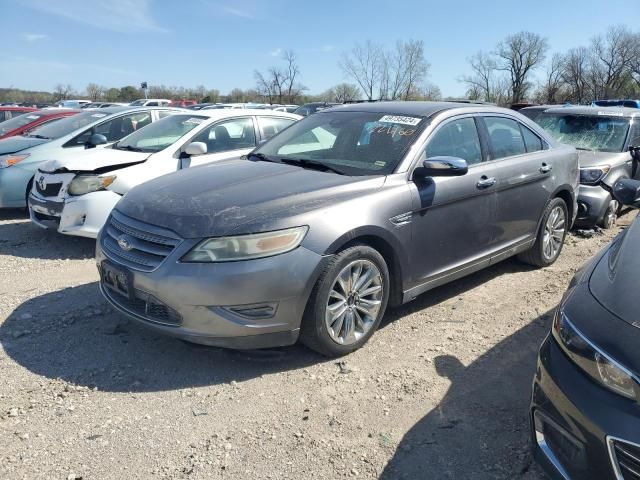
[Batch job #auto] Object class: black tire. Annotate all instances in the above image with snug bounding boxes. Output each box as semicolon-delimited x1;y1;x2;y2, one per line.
600;199;618;229
25;177;34;209
518;197;569;268
300;244;390;357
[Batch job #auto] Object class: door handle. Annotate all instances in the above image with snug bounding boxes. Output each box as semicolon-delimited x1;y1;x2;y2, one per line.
540;164;553;174
476;176;497;189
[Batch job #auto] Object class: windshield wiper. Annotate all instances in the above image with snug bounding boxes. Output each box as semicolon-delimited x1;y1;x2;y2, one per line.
575;147;594;151
117;145;145;152
280;158;347;175
26;134;50;139
247;152;281;163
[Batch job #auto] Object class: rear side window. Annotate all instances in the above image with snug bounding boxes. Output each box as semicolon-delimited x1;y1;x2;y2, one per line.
257;117;294;140
191;117;256;153
484;117;526;159
521;125;543;152
423;117;482;165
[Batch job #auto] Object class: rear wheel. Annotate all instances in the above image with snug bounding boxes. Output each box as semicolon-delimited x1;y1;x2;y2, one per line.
300;244;390;357
518;197;568;267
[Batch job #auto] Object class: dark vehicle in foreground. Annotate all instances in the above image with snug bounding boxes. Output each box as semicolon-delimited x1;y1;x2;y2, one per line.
531;176;640;480
293;102;341;116
96;101;578;356
0;109;77;140
534;106;640;228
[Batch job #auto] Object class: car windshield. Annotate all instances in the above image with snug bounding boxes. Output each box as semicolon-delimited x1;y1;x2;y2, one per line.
254;111;427;175
536;113;630;152
114;114;206;152
129;100;146;106
28;111;106;140
0;113;44;135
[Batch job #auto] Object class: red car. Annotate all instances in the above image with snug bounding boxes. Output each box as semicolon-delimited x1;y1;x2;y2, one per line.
169;99;196;108
0;109;79;139
0;106;37;122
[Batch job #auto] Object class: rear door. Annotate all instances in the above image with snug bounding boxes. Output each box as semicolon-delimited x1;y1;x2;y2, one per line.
478;115;554;253
180;116;257;168
256;116;296;142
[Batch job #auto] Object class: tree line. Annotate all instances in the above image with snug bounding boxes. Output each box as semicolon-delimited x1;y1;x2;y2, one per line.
1;25;638;107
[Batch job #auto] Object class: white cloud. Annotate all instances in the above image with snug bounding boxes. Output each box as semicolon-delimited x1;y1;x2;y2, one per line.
22;0;167;33
269;48;283;57
222;6;254;19
22;33;48;42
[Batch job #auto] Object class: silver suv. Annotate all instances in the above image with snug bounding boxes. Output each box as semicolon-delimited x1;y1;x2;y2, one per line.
96;102;579;357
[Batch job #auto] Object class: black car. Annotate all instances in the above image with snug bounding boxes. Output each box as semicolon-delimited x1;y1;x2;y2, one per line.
531;172;640;479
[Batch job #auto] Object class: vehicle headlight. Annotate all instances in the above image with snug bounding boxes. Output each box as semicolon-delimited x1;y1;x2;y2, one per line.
579;165;610;185
181;226;308;263
0;153;30;168
552;310;638;399
67;174;116;195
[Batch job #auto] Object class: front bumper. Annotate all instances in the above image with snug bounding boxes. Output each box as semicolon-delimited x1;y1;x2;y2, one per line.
29;190;121;239
531;295;640;479
96;219;329;349
575;184;611;228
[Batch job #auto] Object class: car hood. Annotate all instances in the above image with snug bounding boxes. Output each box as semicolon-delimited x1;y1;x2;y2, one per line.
589;215;640;327
576;150;629;168
38;147;151;173
116;159;386;238
0;135;49;155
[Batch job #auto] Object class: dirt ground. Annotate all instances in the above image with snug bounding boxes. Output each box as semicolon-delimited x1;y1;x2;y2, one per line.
0;208;634;480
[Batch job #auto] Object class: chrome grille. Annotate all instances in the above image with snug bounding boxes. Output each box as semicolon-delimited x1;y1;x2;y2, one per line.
610;438;640;480
101;210;181;272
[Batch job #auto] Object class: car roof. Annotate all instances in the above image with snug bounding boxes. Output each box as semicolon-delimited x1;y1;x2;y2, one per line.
90;105;185;114
326;100;503;117
33;109;82;117
169;109;301;120
0;106;37;111
543;105;640;118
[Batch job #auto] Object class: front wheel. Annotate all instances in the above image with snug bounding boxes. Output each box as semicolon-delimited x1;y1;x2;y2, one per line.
300;245;390;357
600;199;619;229
518;198;568;268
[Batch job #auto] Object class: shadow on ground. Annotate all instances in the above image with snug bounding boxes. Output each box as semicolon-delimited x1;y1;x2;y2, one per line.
0;217;95;260
379;311;551;480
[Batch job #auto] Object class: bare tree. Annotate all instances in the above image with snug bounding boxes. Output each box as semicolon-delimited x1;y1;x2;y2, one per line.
422;83;442;101
541;53;566;104
254;50;306;104
53;83;74;101
340;41;383;101
283;50;304;103
590;26;637;99
322;83;361;102
562;47;590;104
496;31;548;103
460;51;500;102
85;83;104;101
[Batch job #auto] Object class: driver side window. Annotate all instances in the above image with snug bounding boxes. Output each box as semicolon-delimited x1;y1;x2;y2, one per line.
421;117;482;165
190;117;256;153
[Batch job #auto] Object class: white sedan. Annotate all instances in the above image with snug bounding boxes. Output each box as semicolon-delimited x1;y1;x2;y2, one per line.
28;109;300;238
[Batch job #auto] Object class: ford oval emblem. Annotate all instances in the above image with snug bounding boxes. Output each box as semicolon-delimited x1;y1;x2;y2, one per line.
117;235;133;251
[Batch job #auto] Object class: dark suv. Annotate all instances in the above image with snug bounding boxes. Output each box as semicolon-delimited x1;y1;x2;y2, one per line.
96;102;579;356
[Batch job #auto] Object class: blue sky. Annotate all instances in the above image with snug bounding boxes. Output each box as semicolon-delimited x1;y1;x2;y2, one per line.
2;0;638;97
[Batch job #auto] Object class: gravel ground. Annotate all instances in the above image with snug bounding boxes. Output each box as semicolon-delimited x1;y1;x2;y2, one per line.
0;208;635;480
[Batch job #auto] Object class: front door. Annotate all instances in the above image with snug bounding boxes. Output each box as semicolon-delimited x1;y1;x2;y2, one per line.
408;115;498;290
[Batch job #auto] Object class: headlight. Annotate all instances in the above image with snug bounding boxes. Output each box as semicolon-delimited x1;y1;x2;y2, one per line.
0;153;30;168
552;310;638;399
67;174;116;195
579;165;610;185
181;226;308;263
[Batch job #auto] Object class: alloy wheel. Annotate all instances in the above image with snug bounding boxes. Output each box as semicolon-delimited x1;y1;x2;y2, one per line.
325;259;383;345
542;205;566;261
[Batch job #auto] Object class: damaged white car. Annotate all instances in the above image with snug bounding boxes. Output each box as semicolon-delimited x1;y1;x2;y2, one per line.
28;109;300;238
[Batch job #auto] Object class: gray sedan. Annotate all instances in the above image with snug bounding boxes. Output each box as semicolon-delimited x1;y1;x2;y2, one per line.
96;101;578;356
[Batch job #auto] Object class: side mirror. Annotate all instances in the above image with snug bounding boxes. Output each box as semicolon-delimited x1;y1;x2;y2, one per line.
86;133;107;149
184;141;207;156
413;156;469;179
613;178;640;208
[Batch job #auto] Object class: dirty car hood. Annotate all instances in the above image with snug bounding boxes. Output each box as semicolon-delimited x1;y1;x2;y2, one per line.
0;135;48;155
38;147;151;173
116;159;385;238
589;216;640;327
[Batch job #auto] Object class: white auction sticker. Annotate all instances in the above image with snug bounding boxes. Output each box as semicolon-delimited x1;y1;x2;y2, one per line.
184;118;204;124
378;115;422;126
25;115;40;120
91;113;107;118
597;111;624;117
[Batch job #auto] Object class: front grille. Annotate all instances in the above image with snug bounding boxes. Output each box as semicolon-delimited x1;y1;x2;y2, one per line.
101;210;181;272
611;439;640;479
103;285;181;326
36;181;62;197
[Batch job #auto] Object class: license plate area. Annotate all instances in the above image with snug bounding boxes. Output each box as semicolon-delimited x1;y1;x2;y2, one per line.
100;261;132;299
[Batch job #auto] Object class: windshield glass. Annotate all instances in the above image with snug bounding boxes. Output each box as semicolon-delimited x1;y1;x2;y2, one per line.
115;114;206;152
254;111;427;175
0;113;45;135
536;113;630;152
129;100;146;106
28;111;105;139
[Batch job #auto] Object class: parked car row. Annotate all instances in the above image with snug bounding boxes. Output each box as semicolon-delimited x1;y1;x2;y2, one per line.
2;99;640;479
